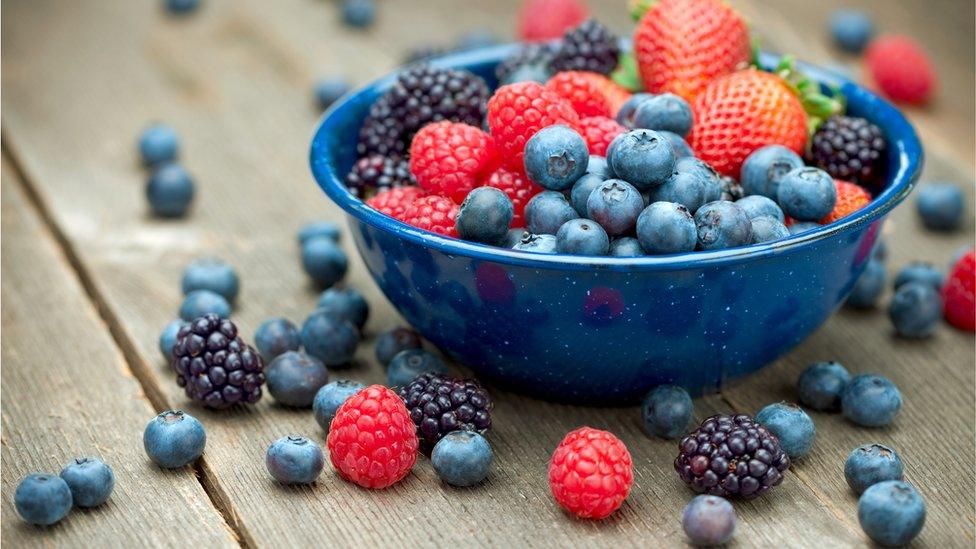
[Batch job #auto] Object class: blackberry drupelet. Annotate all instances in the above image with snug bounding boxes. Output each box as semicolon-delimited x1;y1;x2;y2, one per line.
675;414;790;499
172;314;266;409
345;154;415;198
548;19;620;76
398;372;492;447
495;43;557;83
809;115;886;188
356;65;490;158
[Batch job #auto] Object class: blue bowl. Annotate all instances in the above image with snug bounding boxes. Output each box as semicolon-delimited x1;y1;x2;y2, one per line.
310;46;922;404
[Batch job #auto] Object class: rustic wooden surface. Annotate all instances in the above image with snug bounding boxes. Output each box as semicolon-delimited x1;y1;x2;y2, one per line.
1;0;973;547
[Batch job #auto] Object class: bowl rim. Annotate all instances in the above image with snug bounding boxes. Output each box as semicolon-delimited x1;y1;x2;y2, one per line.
309;45;923;272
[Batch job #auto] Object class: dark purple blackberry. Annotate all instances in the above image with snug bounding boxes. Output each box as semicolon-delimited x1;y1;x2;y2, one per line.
675;414;790;500
548;19;620;76
398;372;492;447
345;154;415;198
172;314;265;409
809;115;887;188
495;43;557;84
720;176;745;201
356;65;490;158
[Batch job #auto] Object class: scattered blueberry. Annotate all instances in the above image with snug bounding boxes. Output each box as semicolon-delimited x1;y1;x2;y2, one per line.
788;221;822;235
341;0;375;29
523;125;589;191
586;179;644;236
317;287;370;330
301;236;348;288
388;349;447;387
146;163;195;217
166;0;200;15
873;238;889;262
14;474;73;526
660;131;693;158
893;261;943;291
315;78;350;111
181;257;239;302
750;215;790;243
524;191;579;235
845;443;904;495
266;435;324;485
254;317;301;362
570;173;606;216
755;402;816;459
375;326;423;366
59;457;115;508
616;92;652;128
694;201;753;250
513;232;558;254
298;221;341;245
179;289;231;321
846;260;886;309
456;187;514;244
431;430;492;487
633;93;693;137
313;380;366;430
778;167;837;221
266;351;330;407
138;123;179;166
649;171;710;214
585;155;612;178
300;310;360;367
841;374;902;427
159;319;186;360
636;201;697;254
609;237;645;257
607;130;675;190
641;385;693;439
858;481;926;546
797;361;851;411
555;218;610;255
888;281;941;338
143;410;206;468
830;9;874;53
736;195;785;222
740;145;804;199
682;495;737;546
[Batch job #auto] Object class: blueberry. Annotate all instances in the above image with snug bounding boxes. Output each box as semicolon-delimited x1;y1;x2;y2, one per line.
845;444;904;495
512;232;558;254
585;155;612;178
143;410;206;468
456;187;514;244
179;289;231;321
523;125;589;191
841;374;902;427
660;131;693;158
636;201;697;254
431;430;492;487
858;481;926;546
916;183;964;231
778;167;837;221
254;317;301;361
755;402;816;459
616;92;653;128
317;287;370;329
788;221;821;235
649;171;710;214
266;436;324;485
555;219;610;255
674;156;722;202
888;281;941;338
313;380;366;430
682;495;736;546
375;326;423;366
388;349;447;387
502;228;525;248
301;236;348;288
851;261;890;307
830;9;874;53
315;78;350;110
633;93;693;137
609;237;645;257
524;191;579;235
694;201;753;250
893;261;943;291
501;64;552;85
797;361;851;411
750;215;790;243
266;351;330;407
586;179;644;236
740;145;804;199
298;221;341;245
607;130;675;190
181;257;239;302
300;310;360;367
138;123;179;166
146;163;194;217
166;0;200;15
570;173;606;216
14;474;73;526
341;0;375;29
59;457;115;507
159;319;186;360
735;195;785;222
641;385;693;439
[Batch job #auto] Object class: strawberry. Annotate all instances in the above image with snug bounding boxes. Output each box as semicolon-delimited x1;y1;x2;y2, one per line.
820;180;872;224
943;250;975;332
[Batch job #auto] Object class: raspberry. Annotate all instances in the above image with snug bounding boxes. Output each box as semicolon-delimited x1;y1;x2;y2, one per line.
326;385;419;489
549;19;620;76
545;71;613;117
591;76;633;118
943;250;975;331
398;372;493;447
517;0;589;42
548;427;633;519
366;186;426;219
409;121;497;203
865;36;936;105
579;115;626;156
345;154;415;198
401;195;459;237
487;82;582;170
484;167;542;228
820;180;871;224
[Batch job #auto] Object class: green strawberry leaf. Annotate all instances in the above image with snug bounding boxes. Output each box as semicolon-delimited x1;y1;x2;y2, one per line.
612;51;644;92
773;55;846;135
629;0;657;21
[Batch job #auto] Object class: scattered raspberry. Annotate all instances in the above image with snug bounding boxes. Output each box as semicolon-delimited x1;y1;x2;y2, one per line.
366;186;426;219
579;116;626;156
517;0;589;42
409;121;497;203
401;195;460;237
820;180;872;224
548;427;633;519
865;36;936;105
326;385;419;489
487;82;582;170
483;167;542;228
943;250;975;331
545;71;613;118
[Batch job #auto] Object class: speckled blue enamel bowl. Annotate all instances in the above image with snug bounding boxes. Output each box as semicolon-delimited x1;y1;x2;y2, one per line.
310;46;922;404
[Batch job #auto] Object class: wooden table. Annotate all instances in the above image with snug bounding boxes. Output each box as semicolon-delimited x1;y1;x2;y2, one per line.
2;1;973;546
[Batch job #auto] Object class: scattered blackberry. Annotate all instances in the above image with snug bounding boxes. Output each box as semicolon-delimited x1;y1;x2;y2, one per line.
345;154;415;198
495;43;557;83
548;19;620;76
172;314;265;409
809;115;887;188
356;65;490;158
720;176;745;201
675;414;790;499
398;372;492;447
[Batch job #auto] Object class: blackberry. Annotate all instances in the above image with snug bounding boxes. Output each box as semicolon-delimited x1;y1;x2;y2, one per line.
720;176;745;201
495;43;556;83
172;314;265;409
345;154;415;198
809;115;887;188
675;414;790;499
356;65;490;158
398;372;492;447
549;19;620;76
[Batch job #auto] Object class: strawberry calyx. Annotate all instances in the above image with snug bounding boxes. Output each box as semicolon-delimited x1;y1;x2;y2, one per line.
773;55;846;136
629;0;657;21
611;51;644;92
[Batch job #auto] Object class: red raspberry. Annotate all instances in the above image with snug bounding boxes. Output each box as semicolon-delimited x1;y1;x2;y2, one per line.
548;427;633;519
366;186;426;219
865;36;937;105
545;71;613;118
401;195;459;237
483;167;542;228
943;249;975;332
579;116;626;156
517;0;589;42
819;180;872;224
326;385;419;489
487;82;582;170
409;121;497;203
